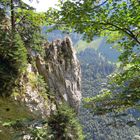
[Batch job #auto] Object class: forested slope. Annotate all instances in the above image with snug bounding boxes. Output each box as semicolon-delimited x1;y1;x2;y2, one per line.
78;48;140;140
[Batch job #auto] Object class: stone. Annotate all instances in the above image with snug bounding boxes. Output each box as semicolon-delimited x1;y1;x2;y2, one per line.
36;37;82;112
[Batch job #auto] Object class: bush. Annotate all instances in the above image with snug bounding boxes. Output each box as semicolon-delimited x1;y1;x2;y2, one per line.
48;103;84;140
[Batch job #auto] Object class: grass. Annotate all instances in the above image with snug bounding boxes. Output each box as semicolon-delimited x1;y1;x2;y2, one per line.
74;38;104;53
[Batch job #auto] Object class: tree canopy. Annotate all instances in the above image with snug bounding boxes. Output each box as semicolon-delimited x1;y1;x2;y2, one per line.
46;0;140;113
0;0;46;96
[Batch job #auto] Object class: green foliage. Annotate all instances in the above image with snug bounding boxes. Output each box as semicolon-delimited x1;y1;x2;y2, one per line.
0;0;46;96
84;63;140;114
16;8;46;55
0;0;46;54
48;103;84;140
37;75;49;95
0;103;84;140
78;48;140;139
9;33;27;71
78;48;115;80
28;73;49;102
84;52;140;114
0;33;27;96
1;118;49;140
30;125;49;140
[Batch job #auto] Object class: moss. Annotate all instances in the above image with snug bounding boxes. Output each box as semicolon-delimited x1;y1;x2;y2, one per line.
28;72;38;89
0;98;34;121
12;91;20;98
0;96;39;140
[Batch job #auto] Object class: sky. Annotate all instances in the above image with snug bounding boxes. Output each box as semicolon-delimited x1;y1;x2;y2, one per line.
23;0;59;12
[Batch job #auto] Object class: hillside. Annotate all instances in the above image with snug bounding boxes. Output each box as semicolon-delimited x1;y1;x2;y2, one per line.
74;38;103;52
77;48;140;140
75;37;120;62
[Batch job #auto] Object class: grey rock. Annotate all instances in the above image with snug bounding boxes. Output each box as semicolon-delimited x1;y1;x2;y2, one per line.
36;37;82;112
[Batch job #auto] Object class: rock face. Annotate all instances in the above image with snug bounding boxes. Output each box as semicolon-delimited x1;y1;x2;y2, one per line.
36;37;82;112
14;64;52;117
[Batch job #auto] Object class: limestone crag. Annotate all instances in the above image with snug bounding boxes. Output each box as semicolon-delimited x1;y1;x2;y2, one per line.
37;37;82;112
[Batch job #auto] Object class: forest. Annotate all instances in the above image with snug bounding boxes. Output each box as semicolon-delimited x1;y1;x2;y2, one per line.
0;0;140;140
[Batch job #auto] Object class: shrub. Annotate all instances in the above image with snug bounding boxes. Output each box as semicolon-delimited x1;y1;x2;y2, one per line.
48;103;84;140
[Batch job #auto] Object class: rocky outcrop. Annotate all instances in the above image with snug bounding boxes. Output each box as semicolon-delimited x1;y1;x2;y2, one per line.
36;37;82;112
13;64;53;117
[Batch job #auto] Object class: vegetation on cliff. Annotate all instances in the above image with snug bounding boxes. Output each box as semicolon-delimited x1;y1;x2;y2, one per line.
48;103;84;140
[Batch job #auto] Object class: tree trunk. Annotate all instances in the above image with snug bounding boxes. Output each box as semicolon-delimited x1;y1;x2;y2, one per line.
11;0;15;32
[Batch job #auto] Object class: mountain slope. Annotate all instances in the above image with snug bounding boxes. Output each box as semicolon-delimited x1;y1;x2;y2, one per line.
78;48;140;140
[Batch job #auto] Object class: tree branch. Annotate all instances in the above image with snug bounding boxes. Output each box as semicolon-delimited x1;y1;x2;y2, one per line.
94;0;108;9
105;22;140;44
15;15;26;26
46;19;140;45
11;0;15;32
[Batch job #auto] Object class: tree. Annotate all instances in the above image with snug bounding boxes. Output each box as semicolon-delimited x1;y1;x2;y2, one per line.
46;0;140;113
16;8;46;52
0;0;46;96
48;103;84;140
0;0;45;48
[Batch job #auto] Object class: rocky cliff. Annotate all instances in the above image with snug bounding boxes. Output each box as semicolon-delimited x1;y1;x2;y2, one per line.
0;37;82;139
8;36;82;115
36;37;81;112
